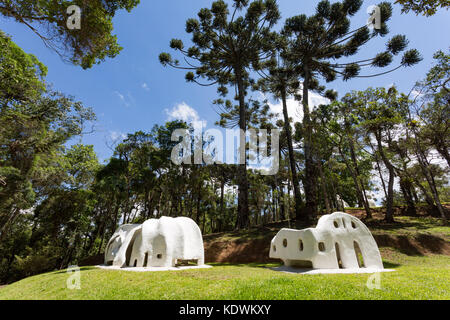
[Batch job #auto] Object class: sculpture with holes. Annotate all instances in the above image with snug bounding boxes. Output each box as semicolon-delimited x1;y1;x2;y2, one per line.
104;216;205;268
269;212;383;270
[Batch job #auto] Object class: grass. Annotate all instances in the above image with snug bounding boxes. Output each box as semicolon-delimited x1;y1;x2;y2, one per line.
0;250;449;300
369;216;450;237
1;211;448;300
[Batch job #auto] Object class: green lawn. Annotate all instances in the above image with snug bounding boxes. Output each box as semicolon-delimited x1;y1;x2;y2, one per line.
1;250;449;300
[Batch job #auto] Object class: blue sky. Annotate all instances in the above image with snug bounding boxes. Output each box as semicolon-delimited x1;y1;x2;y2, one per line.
0;0;449;163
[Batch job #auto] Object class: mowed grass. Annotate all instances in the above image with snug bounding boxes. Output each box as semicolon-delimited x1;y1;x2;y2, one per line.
0;250;449;300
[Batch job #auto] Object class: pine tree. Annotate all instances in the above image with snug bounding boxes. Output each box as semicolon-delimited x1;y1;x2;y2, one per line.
283;0;421;220
255;35;306;221
159;0;280;229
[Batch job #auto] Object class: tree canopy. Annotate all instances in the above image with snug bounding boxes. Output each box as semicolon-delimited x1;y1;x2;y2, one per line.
0;0;141;68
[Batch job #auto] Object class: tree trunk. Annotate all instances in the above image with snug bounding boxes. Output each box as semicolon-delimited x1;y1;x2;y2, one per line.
281;89;303;220
235;67;249;229
220;180;225;232
301;67;317;223
411;127;447;224
317;160;331;214
436;145;450;169
339;145;371;219
376;134;395;223
412;175;435;206
349;139;371;218
399;176;416;216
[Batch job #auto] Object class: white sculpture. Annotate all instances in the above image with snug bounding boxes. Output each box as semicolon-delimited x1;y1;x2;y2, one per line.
104;216;205;268
269;212;383;270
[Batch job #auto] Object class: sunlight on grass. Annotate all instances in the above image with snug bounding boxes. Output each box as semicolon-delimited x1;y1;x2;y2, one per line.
1;253;448;300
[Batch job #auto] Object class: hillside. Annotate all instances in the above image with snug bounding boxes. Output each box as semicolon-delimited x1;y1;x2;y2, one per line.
0;209;449;300
203;208;450;264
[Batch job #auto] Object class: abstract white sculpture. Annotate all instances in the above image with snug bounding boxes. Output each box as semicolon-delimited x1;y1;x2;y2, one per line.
104;216;205;268
269;212;383;270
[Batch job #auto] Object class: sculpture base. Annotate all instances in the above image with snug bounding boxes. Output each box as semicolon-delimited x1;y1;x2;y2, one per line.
97;264;212;272
269;266;394;274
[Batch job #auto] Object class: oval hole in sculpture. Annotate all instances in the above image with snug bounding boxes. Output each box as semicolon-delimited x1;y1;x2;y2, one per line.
157;254;163;259
351;221;357;229
125;229;141;266
273;245;276;252
333;220;339;228
318;242;325;252
143;253;148;267
283;239;288;247
342;219;346;228
353;241;365;268
335;243;343;269
299;239;304;251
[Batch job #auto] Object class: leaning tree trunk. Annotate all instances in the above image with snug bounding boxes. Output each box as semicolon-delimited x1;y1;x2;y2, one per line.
348;140;372;219
399;175;417;216
411;127;447;224
376;134;395;223
436;145;450;169
417;153;447;223
411;175;435;207
338;145;371;219
281;89;303;220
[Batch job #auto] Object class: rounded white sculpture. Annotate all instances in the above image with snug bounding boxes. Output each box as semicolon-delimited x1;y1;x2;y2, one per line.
104;216;205;268
269;212;383;270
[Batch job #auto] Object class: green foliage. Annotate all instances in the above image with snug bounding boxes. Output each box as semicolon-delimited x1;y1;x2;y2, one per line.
395;0;449;16
0;31;46;102
0;29;98;283
0;0;141;68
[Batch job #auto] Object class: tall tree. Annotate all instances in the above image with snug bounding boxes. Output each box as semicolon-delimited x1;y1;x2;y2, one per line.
283;0;421;220
355;87;415;222
159;0;280;229
0;32;95;238
411;50;450;168
256;35;308;221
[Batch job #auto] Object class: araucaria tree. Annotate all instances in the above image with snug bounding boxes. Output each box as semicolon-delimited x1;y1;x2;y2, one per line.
283;0;421;220
159;0;280;229
256;35;307;221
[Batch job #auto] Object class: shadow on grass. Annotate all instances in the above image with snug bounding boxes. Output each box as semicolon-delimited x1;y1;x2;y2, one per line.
208;262;281;269
52;266;98;275
382;261;401;268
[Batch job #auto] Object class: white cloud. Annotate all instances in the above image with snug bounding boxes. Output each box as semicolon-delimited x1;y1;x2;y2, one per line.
410;89;424;99
114;91;133;108
109;131;126;142
165;102;207;126
267;90;330;124
141;82;150;91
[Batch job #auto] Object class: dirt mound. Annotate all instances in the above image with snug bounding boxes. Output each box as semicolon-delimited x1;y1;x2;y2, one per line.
79;254;103;267
204;237;278;264
374;234;450;256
